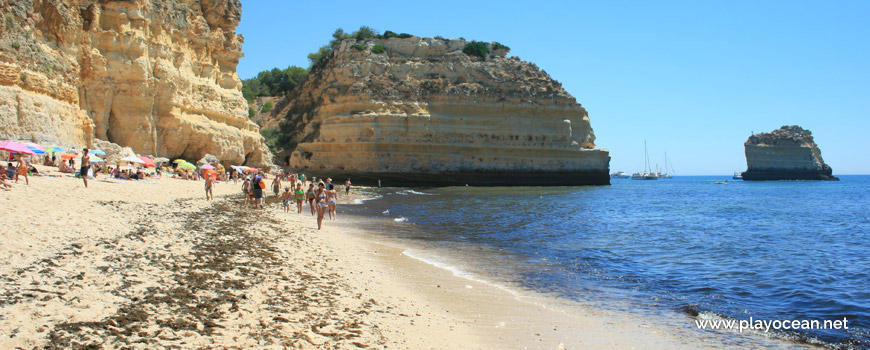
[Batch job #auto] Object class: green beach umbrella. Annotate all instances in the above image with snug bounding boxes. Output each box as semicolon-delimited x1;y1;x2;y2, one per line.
177;162;196;170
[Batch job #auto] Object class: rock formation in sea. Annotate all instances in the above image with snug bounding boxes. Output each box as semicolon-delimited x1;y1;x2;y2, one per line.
0;0;272;167
266;37;610;186
741;125;838;181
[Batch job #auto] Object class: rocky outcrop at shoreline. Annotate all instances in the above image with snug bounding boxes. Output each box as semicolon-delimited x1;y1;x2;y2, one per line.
268;36;610;186
0;0;272;167
741;125;838;181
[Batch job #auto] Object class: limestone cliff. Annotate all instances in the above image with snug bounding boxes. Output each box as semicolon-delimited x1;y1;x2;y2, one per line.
0;0;272;167
741;125;837;181
269;37;610;186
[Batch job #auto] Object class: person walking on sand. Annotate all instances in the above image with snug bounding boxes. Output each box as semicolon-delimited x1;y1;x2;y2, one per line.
252;173;264;209
315;182;327;230
272;173;282;197
79;148;91;188
306;183;316;216
205;174;214;200
242;177;251;205
282;187;291;213
327;183;338;220
295;182;305;213
15;154;29;185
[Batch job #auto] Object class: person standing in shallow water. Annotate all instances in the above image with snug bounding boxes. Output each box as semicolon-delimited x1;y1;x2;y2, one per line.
80;148;90;188
345;178;351;196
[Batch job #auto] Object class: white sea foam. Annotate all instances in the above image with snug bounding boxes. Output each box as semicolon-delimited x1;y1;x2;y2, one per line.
353;194;383;204
382;209;390;215
396;190;433;196
401;250;520;297
393;217;407;222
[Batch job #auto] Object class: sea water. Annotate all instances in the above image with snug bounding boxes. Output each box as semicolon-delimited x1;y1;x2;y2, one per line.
342;176;870;348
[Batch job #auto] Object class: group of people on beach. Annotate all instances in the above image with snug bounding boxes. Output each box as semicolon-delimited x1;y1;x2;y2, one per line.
236;170;351;230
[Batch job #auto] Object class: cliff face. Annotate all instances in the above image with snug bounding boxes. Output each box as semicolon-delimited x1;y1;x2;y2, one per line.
270;37;610;186
742;125;837;181
0;0;272;167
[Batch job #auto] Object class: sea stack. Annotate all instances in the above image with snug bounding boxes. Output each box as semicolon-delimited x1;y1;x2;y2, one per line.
741;125;838;181
0;0;272;167
269;36;610;186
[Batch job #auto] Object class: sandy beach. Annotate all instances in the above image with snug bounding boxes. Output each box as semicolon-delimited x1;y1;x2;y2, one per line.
0;170;810;349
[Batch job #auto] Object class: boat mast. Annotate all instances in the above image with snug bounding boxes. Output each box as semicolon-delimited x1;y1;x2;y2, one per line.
644;140;651;174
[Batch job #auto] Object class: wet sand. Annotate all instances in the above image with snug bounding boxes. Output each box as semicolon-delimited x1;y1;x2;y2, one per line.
0;170;808;349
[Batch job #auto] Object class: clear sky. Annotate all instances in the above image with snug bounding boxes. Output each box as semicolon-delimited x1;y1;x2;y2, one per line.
237;1;869;175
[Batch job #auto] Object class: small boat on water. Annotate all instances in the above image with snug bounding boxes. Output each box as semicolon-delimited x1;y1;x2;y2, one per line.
714;180;729;184
611;171;629;179
632;141;659;180
659;152;676;179
732;172;743;180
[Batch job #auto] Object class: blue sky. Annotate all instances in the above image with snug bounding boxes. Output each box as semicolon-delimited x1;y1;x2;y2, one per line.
237;1;869;175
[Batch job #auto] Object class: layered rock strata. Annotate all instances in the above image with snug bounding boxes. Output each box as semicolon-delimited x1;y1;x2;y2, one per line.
271;37;610;186
741;125;838;181
0;0;271;167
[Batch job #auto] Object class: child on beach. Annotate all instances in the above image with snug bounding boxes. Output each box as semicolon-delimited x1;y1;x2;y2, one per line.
295;182;305;213
205;175;214;200
282;187;291;212
242;178;251;205
16;153;29;185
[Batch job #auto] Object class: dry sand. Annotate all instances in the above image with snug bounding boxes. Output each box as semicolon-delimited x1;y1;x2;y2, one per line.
0;169;809;349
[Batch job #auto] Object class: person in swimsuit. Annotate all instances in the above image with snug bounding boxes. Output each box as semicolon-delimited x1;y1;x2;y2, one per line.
315;182;327;230
242;178;251;205
282;187;291;212
345;178;351;195
306;183;316;216
16;153;30;185
205;174;214;200
272;174;282;196
79;148;90;188
327;184;338;220
295;182;305;213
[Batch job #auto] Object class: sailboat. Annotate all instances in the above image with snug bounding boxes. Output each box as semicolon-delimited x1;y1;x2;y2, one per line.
631;141;659;180
659;152;675;179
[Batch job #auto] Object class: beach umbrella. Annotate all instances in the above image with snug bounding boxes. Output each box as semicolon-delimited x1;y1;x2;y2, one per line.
21;142;45;154
121;155;145;164
0;141;36;155
75;156;103;163
243;167;259;173
45;147;65;153
177;162;196;170
89;149;106;155
153;157;170;163
200;164;215;170
60;153;77;160
173;159;186;163
139;156;156;167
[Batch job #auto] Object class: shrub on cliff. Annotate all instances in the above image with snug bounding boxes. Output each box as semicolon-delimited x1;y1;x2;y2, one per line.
242;66;307;100
492;41;510;52
462;41;489;61
351;43;366;51
383;30;413;39
371;44;386;54
262;101;273;113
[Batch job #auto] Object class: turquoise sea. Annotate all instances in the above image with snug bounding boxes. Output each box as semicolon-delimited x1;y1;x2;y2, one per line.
342;175;870;349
